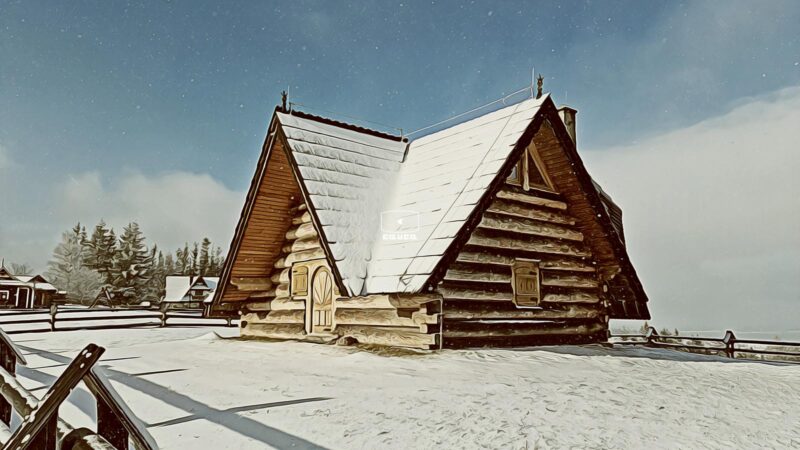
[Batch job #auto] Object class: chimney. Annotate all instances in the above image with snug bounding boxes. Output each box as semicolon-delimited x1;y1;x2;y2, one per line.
557;106;577;147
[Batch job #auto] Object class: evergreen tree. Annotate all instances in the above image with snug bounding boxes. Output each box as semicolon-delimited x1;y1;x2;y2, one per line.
84;220;118;284
164;253;176;276
199;238;211;275
207;245;223;275
144;247;166;303
46;224;102;304
177;244;190;275
9;263;33;276
113;222;152;303
189;242;199;276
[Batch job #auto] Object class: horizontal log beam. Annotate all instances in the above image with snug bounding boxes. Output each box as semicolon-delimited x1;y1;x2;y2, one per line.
443;303;601;320
275;248;327;269
487;199;575;225
285;223;318;241
282;237;321;254
456;251;596;272
292;211;312;225
467;231;592;258
335;325;438;349
478;214;583;242
241;322;306;340
495;189;568;210
439;286;600;304
270;268;290;285
242;310;304;325
334;308;439;329
443;322;605;339
231;277;273;291
335;294;441;310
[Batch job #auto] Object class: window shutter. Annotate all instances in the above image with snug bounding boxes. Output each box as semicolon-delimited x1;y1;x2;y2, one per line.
291;265;308;296
512;260;540;307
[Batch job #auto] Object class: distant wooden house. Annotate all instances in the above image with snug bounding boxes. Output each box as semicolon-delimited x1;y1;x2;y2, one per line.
162;275;218;315
0;265;63;308
210;93;650;349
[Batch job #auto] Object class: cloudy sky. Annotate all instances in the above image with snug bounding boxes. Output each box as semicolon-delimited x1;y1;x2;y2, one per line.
1;1;798;331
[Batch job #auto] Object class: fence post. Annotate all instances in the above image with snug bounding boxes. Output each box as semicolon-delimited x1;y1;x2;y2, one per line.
96;395;129;449
645;326;659;347
50;303;58;332
160;310;167;327
0;340;15;426
723;330;736;358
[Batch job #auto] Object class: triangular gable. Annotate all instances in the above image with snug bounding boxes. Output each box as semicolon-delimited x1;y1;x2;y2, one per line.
419;96;649;319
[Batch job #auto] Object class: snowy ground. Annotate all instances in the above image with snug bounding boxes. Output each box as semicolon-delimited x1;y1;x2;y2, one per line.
9;327;800;449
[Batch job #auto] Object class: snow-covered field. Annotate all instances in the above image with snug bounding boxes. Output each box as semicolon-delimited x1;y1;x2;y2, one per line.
9;327;800;449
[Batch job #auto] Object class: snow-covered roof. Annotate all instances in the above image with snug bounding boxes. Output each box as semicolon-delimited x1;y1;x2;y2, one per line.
276;96;547;295
1;274;58;290
277;112;407;296
164;276;220;302
365;96;548;293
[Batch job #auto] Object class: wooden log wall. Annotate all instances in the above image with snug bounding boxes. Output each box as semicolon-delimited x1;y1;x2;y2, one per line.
333;294;442;350
240;202;324;340
439;182;609;348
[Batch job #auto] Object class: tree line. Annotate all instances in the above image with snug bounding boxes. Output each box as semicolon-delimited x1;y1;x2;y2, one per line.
45;221;225;305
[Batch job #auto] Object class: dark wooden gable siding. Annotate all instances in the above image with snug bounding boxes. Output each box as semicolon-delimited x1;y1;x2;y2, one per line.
213;123;302;307
533;119;647;319
438;146;608;348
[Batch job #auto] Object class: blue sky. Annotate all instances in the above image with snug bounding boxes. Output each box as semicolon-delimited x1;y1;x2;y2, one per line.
1;1;799;330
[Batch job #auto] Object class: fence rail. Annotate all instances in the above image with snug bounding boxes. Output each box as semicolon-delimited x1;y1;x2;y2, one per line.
610;327;800;361
0;329;156;449
0;305;236;335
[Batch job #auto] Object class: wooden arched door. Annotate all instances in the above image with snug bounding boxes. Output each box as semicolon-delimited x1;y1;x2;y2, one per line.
310;267;334;333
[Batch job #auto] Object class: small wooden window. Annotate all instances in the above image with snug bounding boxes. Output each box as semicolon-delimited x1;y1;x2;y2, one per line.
291;265;309;296
512;260;540;307
507;144;555;192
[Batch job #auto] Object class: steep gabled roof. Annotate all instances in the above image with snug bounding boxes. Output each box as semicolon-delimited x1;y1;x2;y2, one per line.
364;96;549;293
212;94;649;319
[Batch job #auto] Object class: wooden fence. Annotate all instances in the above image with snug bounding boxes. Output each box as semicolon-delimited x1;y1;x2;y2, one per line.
611;327;800;361
0;329;157;449
0;305;236;335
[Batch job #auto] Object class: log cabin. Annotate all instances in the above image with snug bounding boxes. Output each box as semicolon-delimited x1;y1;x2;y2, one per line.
0;265;62;309
210;93;650;349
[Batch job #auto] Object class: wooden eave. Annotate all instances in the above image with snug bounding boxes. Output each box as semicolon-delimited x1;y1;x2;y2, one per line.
210;109;348;314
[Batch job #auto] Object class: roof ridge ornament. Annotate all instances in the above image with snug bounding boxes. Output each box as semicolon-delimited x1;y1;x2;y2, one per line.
536;74;544;99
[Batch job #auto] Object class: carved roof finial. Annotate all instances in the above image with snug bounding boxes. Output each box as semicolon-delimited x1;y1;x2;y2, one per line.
536;74;544;99
280;90;288;112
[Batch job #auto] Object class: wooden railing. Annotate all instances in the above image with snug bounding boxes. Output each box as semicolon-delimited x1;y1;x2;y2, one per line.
610;327;800;361
0;329;157;449
0;305;235;335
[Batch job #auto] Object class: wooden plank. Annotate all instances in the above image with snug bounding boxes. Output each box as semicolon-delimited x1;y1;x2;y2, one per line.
334;308;438;328
335;325;437;349
4;344;105;450
467;230;592;258
542;292;600;304
478;214;583;242
270;268;291;284
241;310;305;325
443;322;605;338
242;322;306;340
282;238;321;254
335;294;441;310
495;189;568;210
231;277;273;291
487;199;575;225
292;211;312;225
285;223;318;241
439;286;512;302
456;251;596;272
443;302;601;320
